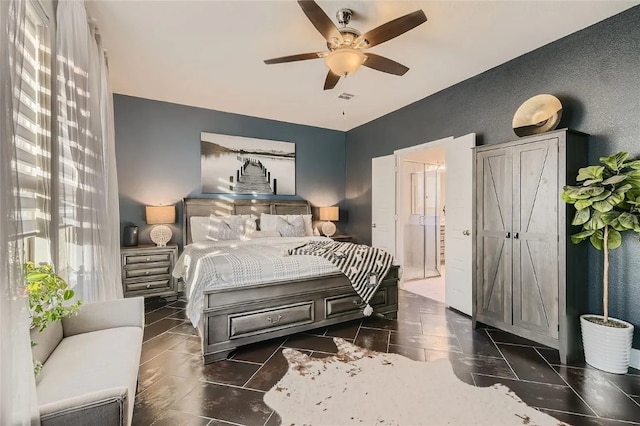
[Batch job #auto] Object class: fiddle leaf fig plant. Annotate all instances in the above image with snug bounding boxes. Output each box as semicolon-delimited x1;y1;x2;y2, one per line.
26;262;82;375
26;261;82;332
562;152;640;324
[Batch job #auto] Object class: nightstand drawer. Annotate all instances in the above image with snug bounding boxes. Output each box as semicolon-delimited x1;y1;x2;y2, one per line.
124;253;171;265
124;277;172;293
124;266;171;279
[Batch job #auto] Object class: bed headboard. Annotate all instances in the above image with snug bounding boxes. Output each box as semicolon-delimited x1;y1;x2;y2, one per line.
183;198;312;245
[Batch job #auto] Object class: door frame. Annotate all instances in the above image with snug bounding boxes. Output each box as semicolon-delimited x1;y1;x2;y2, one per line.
394;134;476;316
394;137;453;270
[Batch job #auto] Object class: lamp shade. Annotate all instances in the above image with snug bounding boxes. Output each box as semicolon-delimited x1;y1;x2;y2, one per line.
319;206;339;221
145;205;176;225
325;48;365;76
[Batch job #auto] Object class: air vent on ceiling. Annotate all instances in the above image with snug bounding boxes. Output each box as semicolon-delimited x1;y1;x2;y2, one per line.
338;92;355;100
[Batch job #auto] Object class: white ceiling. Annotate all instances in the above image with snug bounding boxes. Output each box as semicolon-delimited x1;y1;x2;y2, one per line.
87;1;638;132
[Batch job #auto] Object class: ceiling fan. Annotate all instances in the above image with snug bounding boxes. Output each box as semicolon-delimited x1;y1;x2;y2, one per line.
264;0;427;90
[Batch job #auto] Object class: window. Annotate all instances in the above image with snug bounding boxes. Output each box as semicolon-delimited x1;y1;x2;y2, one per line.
12;0;52;263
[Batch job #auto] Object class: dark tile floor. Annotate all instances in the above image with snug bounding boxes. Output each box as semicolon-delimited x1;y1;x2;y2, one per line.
134;291;640;426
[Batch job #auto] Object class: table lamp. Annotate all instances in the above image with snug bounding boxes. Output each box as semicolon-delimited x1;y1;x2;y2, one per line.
146;205;175;247
319;206;339;237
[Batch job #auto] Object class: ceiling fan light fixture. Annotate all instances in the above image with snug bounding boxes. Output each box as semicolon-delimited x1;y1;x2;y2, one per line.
325;48;365;76
263;1;426;89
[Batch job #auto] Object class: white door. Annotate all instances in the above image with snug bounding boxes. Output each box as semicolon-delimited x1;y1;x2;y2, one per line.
444;133;476;315
371;155;396;258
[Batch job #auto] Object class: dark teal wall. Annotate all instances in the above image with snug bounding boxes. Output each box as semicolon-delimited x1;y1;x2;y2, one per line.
344;6;640;347
114;95;346;247
114;6;640;348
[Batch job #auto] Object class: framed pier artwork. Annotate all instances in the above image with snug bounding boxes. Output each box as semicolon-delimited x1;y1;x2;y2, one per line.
200;132;296;195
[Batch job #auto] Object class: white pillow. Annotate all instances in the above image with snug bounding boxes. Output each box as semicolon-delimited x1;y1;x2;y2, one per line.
259;213;278;232
300;214;313;236
190;216;210;243
260;214;313;236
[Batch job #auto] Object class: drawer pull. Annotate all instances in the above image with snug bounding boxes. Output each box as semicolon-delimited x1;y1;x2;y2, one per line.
145;271;150;275
267;315;283;324
352;298;366;308
146;284;150;289
146;257;151;261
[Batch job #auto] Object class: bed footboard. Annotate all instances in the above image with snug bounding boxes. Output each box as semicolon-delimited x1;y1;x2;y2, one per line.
199;266;399;363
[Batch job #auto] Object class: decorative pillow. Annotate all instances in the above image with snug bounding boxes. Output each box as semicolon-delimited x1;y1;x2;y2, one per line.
207;215;245;241
260;214;313;236
243;230;281;240
276;215;306;237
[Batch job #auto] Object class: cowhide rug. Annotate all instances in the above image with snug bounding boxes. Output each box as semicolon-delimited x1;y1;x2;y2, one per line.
264;338;567;425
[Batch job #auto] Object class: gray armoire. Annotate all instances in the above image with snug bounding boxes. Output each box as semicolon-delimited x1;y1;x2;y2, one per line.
472;129;589;363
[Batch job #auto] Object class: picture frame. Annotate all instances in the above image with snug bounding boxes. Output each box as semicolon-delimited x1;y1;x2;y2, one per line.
201;132;296;195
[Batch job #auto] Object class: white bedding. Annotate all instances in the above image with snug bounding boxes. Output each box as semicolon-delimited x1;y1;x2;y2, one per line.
172;236;340;327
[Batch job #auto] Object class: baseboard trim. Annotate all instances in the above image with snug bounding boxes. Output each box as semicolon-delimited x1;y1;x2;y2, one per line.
630;348;640;370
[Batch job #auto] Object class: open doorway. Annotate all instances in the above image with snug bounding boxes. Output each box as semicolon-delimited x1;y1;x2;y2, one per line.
397;145;447;304
371;133;475;315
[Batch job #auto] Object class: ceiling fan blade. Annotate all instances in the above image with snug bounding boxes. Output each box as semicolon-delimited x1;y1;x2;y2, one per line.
264;52;325;65
324;70;340;90
363;53;409;76
297;0;343;43
356;10;427;49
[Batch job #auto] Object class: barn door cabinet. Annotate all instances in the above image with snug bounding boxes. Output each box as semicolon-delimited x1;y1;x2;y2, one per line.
472;129;589;363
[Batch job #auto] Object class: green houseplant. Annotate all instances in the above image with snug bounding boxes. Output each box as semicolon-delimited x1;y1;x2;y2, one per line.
562;151;640;373
26;262;82;374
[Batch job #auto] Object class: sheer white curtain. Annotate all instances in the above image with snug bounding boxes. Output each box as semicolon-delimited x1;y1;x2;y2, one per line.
56;0;122;301
0;0;41;423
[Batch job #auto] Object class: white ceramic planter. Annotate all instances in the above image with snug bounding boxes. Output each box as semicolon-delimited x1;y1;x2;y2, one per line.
581;314;634;374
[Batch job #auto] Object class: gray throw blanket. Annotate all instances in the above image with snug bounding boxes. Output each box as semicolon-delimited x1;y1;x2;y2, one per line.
288;241;393;315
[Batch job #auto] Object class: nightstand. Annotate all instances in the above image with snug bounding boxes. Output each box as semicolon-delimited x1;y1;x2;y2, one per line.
331;235;353;243
120;244;178;299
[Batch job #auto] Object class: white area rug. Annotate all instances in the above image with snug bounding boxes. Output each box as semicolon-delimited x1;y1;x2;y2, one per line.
264;338;567;425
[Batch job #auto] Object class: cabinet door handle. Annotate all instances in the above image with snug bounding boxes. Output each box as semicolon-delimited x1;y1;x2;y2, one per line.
371;224;377;228
267;315;283;324
514;232;519;239
506;232;511;239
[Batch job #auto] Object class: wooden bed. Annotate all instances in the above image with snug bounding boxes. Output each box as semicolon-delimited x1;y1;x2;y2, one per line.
182;197;399;363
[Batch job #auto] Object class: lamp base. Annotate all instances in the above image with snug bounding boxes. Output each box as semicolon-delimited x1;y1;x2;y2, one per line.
150;224;172;247
321;221;336;237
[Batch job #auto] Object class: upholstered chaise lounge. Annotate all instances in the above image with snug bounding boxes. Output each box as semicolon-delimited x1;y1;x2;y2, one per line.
31;297;144;426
